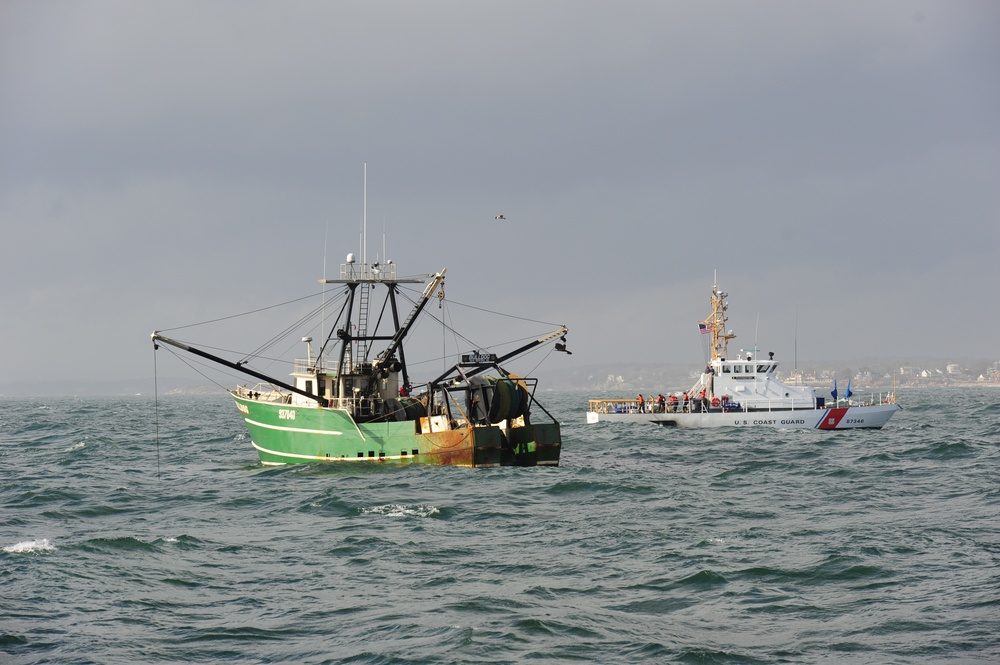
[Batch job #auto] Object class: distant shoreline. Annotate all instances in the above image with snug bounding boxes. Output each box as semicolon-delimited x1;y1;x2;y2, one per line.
2;359;998;398
2;384;998;400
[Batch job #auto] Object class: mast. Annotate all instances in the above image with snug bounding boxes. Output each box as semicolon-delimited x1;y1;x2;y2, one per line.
701;282;737;361
317;264;438;393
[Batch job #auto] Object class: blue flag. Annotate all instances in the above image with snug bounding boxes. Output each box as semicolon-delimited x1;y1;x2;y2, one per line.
845;379;853;399
831;378;838;400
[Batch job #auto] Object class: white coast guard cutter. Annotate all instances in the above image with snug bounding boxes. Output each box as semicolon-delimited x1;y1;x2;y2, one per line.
586;282;900;430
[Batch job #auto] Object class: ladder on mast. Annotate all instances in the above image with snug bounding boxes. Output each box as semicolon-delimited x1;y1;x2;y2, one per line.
356;271;371;362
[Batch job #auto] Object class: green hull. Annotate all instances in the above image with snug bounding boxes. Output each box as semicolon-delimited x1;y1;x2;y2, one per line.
234;396;561;467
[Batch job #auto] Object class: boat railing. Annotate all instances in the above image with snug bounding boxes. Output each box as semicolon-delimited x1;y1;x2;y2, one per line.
831;391;897;408
587;399;675;414
292;357;337;375
326;396;375;412
589;399;638;414
324;394;429;420
737;397;813;412
340;261;397;281
233;384;291;403
734;390;898;411
589;392;897;415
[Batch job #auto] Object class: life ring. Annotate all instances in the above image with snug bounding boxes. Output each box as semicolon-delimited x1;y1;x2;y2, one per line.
711;397;721;408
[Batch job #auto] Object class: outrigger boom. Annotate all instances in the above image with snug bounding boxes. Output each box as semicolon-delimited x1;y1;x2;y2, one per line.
150;332;327;407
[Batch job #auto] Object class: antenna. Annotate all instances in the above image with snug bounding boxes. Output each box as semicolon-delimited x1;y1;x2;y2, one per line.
794;307;799;370
323;221;329;280
363;162;367;266
754;312;759;356
322;220;329;342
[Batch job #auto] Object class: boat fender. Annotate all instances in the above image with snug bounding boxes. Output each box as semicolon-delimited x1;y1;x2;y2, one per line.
711;397;721;408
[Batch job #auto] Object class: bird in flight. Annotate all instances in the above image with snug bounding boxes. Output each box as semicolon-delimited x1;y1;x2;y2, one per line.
495;214;506;220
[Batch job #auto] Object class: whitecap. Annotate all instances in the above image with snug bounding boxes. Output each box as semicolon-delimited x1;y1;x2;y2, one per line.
66;441;86;452
4;539;56;554
361;503;440;518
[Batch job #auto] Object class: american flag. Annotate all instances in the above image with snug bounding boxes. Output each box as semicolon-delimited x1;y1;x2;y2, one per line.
699;323;714;334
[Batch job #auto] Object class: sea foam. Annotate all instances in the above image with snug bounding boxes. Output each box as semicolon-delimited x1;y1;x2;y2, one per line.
361;504;440;518
4;539;56;554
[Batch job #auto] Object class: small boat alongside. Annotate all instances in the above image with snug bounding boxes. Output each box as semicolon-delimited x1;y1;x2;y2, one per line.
153;256;570;467
585;281;900;430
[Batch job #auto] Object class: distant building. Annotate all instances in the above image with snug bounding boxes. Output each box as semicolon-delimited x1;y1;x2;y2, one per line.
853;369;875;385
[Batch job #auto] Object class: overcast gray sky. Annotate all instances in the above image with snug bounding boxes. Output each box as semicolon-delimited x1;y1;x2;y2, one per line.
2;1;998;390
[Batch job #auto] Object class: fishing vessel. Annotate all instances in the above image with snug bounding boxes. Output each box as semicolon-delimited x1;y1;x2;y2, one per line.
153;256;570;467
586;281;900;430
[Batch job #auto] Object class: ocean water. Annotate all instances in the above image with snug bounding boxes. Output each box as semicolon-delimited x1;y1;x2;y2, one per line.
2;387;998;664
